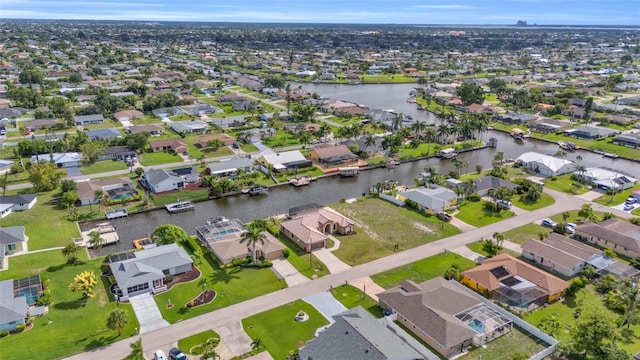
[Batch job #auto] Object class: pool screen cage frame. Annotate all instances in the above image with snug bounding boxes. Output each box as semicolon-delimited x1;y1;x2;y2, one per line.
455;303;513;345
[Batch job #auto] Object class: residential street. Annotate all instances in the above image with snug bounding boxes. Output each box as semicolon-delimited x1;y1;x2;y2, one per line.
64;188;632;360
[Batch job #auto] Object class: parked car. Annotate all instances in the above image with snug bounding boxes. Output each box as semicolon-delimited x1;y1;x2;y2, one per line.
565;225;575;235
231;142;240;149
154;350;168;360
436;211;452;222
624;204;635;211
566;222;577;229
169;347;187;360
496;199;512;209
626;197;637;205
541;218;556;228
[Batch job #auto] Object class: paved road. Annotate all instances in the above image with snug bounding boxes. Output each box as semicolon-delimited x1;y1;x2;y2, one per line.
65;188;623;360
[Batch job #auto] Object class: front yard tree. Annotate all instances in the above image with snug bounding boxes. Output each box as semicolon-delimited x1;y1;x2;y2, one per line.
570;311;623;359
151;224;190;245
80;141;105;164
28;161;66;191
125;339;143;360
456;82;485;106
69;270;98;299
60;190;79;210
61;241;81;263
200;339;221;360
125;132;149;152
240;225;266;263
106;308;129;336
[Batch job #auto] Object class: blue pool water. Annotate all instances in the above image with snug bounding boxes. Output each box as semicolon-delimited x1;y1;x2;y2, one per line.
469;319;484;333
17;288;38;305
213;229;240;240
112;193;133;201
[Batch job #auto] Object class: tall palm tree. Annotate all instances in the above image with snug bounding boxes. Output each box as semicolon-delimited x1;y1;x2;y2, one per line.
492;231;506;248
411;120;427;137
436;123;452;144
391;116;403;131
93;189;104;213
423;128;437;156
611;280;640;329
127;339;143;360
240;227;266;263
89;231;105;249
106;309;129;336
364;133;376;156
493;151;505;165
408;137;421;157
61;241;80;263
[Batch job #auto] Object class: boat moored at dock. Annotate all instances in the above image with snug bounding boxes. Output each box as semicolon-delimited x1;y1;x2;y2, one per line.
165;199;195;213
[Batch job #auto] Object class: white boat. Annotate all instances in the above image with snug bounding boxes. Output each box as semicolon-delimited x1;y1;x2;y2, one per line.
105;208;128;219
165;199;195;213
437;148;458;159
338;167;359;177
289;175;312;186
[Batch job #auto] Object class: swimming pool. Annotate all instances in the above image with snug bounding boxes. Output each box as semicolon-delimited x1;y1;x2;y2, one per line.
17;287;39;305
469;319;484;333
212;229;240;240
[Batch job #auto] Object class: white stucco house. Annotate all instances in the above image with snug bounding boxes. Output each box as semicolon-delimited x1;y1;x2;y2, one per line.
516;151;578;177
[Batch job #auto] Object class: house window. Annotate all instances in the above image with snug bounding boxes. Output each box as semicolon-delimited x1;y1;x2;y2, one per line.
153;279;163;288
7;244;16;251
126;283;150;294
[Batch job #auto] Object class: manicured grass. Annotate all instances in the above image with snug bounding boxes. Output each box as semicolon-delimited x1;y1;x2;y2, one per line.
177;330;220;355
549;210;609;224
503;224;552;244
274;166;324;183
331;198;460;265
274;231;329;278
361;74;416;83
155;244;286;323
242;300;329;360
201;146;234;158
544;174;590;195
154;189;211;206
398;142;438;159
239;143;259;153
512;192;555;211
138;152;183;166
523;285;640;355
80;160;129;175
0;250;139;360
458;327;547;360
371;252;475;289
466;241;491;256
455;200;515;227
0;190;85;250
330;284;383;318
593;183;640;206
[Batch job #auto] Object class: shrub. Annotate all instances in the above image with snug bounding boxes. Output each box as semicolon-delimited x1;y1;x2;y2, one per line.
283;248;290;259
14;324;25;333
231;257;250;267
0;330;9;338
164;274;174;283
550;176;558;181
469;193;481;202
566;276;588;296
482;201;497;212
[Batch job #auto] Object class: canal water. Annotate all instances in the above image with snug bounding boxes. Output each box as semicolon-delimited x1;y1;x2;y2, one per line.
89;84;638;256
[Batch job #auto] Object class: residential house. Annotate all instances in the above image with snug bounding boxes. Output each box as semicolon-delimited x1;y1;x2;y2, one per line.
141;167;199;193
299;306;436;360
149;139;188;154
398;186;458;214
74;114;104;126
0;226;28;269
281;206;355;251
206;157;254;178
574;218;640;258
169;120;208;134
613;133;640;148
522;233;602;277
151;107;184;119
378;277;514;358
76;178;136;206
308;145;359;168
0;194;37;219
0;275;44;331
211;115;247;129
185;104;222;116
30;152;83;168
195;217;284;264
493;112;538;125
86;128;122;141
529;118;571;134
516;151;578;177
461;253;570;309
129;124;164;136
198;133;235;147
113;109;144;123
108;244;193;300
99;146;137;161
474;176;519;196
24;118;60;131
256;150;312;172
574;167;636;191
564;126;617;140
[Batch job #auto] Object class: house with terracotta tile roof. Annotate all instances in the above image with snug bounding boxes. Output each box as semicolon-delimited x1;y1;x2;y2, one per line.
149;139;188;154
280;207;354;251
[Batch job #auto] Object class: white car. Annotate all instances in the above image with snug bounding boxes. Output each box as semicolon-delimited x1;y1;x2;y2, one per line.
154;350;168;360
541;218;556;228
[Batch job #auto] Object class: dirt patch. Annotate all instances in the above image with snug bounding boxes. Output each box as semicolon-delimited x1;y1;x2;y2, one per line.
185;290;216;308
412;222;434;234
338;208;380;240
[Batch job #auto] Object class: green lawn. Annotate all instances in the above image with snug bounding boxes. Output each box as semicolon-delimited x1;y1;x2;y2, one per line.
274;232;329;278
512;192;555;211
239;143;259;153
242;300;329;360
138;152;183;166
593;183;640;206
523;285;640;355
549;210;609;224
0;250;139;360
155;244;286;323
466;241;521;258
330;284;384;318
455;200;515;227
201;146;234;158
503;224;552;244
458;327;547;360
371;252;475;289
0;190;85;250
361;74;416;83
398;142;438;159
177;330;220;355
260;131;301;148
154;189;211;206
331;198;460;265
80;160;129;175
544;174;590;195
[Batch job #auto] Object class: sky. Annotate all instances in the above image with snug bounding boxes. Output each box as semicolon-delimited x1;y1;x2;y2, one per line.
1;0;639;25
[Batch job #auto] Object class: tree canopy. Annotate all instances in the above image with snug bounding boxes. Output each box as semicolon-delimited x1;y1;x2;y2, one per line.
151;224;191;245
456;82;485;106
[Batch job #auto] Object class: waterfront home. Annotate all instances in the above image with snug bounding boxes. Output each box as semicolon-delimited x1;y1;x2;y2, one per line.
108;243;193;300
0;226;28;268
280;206;355;251
529;118;571;134
461;254;570;310
141;167;199;193
169;120;208;134
307;145;359;168
516;151;577;177
30;152;83;168
195;217;284;264
378;277;513;358
299;306;435;360
206;157;254;178
574;167;636;191
149;138;188;154
397;186;457;214
198;133;235;147
474;176;519;197
76;178;136;205
74;114;104;126
0;275;43;331
574;218;640;259
256;150;311;172
613;133;640;148
129;124;164;136
493;112;538;125
564;126;617;140
0;194;37;218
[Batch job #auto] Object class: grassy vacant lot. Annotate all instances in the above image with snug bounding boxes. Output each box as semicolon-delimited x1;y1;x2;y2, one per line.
524;285;640;355
138;151;183;166
80;160;129;175
459;327;548;360
512;192;555;211
154;189;211;206
371;252;475;289
503;224;552;244
549;210;609;224
275;232;329;278
455;200;515;227
593;183;640;206
361;74;416;83
242;300;329;360
466;241;521;258
330;284;383;318
155;243;285;323
177;330;220;355
544;174;590;195
0;250;138;360
330;198;460;265
0;190;84;250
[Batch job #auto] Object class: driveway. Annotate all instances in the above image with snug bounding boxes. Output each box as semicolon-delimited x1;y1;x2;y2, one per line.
213;322;254;358
450;246;485;263
348;277;386;302
501;240;523;254
128;293;169;334
303;291;347;324
65;166;82;177
271;258;309;287
313;248;351;274
448;212;477;232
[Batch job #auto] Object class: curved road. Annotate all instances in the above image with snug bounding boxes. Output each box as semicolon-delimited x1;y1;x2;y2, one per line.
65;188;632;360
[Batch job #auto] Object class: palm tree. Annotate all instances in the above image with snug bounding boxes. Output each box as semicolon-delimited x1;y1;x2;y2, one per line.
250;218;268;231
127;339;143;360
200;339;221;360
492;231;506;248
493;151;505;165
452;157;465;176
364;133;376;156
391;116;403;131
240;227;266;263
89;231;105;249
106;308;129;336
436;123;452;144
411;120;427;137
408;137;421;157
423;128;437;156
94;189;105;213
611;280;640;329
61;241;80;263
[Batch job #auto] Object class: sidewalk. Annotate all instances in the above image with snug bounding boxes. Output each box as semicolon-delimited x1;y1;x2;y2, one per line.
348;277;386;302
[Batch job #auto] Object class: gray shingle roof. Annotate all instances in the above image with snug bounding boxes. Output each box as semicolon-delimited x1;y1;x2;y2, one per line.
0;226;26;245
0;280;27;326
0;194;37;206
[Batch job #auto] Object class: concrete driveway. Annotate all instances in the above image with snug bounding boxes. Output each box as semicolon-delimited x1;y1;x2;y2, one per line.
129;293;169;334
313;248;351;274
65;166;82;177
271;258;309;286
450;246;485;263
214;322;254;358
448;215;477;232
303;291;347;324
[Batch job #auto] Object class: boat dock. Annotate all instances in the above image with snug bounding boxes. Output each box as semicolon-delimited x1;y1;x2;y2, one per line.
248;185;269;196
105;208;128;219
165;199;195;213
74;222;120;248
